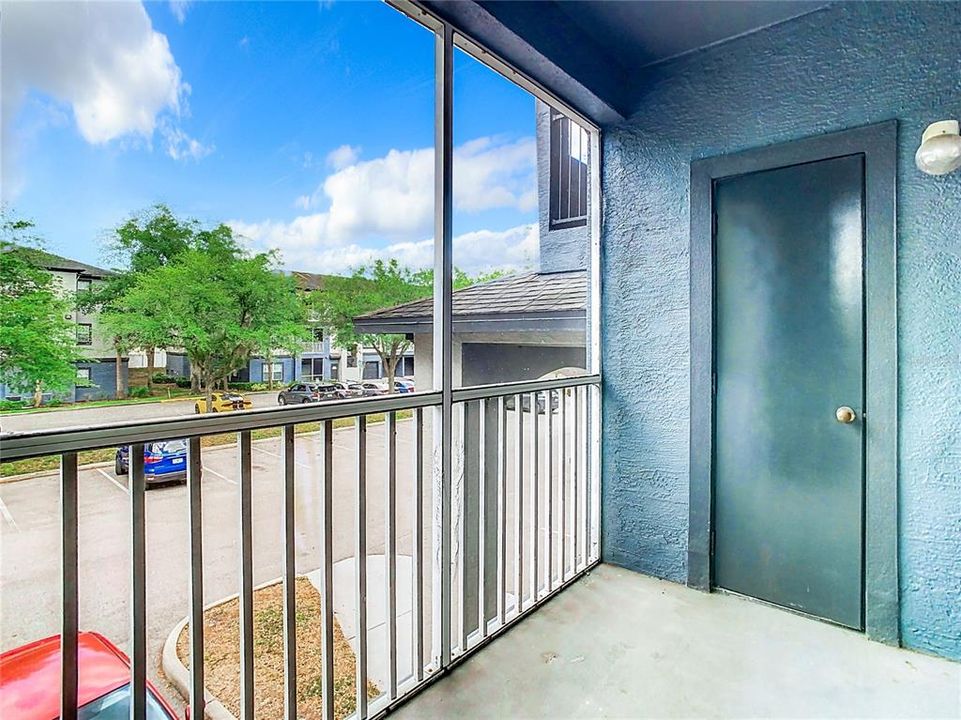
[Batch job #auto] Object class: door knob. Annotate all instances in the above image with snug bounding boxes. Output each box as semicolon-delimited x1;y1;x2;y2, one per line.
835;406;857;424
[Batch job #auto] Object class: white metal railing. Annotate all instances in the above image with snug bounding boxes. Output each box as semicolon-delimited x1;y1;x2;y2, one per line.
0;373;600;720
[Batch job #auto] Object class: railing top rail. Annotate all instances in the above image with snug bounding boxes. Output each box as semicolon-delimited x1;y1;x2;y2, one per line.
0;391;442;462
0;375;600;462
451;373;600;403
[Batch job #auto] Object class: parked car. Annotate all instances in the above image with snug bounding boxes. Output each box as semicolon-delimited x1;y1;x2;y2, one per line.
115;439;189;485
194;391;251;414
393;379;415;393
358;381;387;397
277;382;340;405
0;631;180;719
505;391;560;414
332;381;364;398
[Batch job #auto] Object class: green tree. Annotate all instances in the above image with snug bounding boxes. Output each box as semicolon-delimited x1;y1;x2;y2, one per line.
312;260;506;394
77;204;195;396
0;218;83;407
104;231;309;412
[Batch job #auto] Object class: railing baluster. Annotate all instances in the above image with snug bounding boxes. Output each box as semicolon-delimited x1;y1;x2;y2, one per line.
560;390;567;582
355;416;368;719
478;397;487;639
281;425;297;720
572;387;580;573
320;421;335;720
238;431;254;719
496;396;507;626
590;384;601;563
459;401;469;652
530;392;539;603
514;394;524;614
60;451;79;720
385;411;398;699
580;386;589;567
546;391;554;593
187;437;205;719
413;408;425;683
130;443;146;720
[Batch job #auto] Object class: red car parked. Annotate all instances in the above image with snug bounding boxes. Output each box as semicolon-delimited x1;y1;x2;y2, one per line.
0;632;179;719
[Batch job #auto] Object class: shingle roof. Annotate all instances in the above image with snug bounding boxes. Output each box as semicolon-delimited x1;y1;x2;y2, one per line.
355;269;586;322
3;245;113;277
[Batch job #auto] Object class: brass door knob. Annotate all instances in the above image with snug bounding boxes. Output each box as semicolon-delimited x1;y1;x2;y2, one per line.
836;406;857;424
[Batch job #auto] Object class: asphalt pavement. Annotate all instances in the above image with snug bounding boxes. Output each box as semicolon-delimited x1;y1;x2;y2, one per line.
0;391;280;434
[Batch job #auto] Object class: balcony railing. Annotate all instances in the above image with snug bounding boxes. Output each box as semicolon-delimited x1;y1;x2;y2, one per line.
0;373;600;720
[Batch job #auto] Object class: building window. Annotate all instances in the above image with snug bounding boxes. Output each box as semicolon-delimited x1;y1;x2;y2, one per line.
549;112;589;230
311;327;324;342
267;362;284;382
330;362;339;380
77;278;92;293
76;323;92;345
76;367;91;383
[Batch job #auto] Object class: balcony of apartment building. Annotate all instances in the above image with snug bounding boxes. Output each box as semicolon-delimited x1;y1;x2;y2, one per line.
1;2;959;720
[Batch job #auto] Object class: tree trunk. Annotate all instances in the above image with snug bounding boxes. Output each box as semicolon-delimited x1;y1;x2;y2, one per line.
386;355;396;396
145;345;155;389
33;380;43;408
266;352;273;391
115;346;125;399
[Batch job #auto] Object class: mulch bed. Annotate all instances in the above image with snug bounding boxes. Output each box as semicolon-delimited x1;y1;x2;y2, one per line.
177;577;378;719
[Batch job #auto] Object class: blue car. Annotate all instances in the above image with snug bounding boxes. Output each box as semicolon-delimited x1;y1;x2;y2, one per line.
115;439;189;485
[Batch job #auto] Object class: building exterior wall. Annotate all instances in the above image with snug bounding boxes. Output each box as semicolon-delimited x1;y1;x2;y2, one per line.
536;99;590;274
75;359;127;401
600;2;961;659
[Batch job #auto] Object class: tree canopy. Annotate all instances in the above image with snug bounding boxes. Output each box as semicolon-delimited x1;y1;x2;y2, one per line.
103;223;308;411
0;218;83;406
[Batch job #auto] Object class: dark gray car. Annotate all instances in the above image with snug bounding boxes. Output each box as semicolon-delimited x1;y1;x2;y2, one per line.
278;382;340;405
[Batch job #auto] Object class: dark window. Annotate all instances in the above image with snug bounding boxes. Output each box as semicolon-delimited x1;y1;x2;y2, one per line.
77;323;92;345
347;350;357;368
76;367;92;383
330;362;339;380
549;112;589;230
363;360;380;379
312;327;324;342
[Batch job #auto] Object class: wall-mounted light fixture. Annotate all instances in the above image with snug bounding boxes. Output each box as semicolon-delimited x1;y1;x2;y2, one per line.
915;120;961;176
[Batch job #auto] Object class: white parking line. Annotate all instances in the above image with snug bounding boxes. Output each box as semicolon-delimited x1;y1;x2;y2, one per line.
203;465;236;485
96;467;129;494
0;495;20;532
252;444;312;469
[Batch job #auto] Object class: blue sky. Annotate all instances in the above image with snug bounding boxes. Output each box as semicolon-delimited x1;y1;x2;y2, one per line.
2;1;539;274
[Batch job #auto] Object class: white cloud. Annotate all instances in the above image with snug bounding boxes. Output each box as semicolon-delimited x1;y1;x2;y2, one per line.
161;123;214;161
232;221;538;276
291;136;535;234
1;1;206;198
326;144;361;170
169;1;192;24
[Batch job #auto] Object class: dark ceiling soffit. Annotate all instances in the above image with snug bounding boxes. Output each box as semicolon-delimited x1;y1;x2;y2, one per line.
416;0;625;126
354;311;586;336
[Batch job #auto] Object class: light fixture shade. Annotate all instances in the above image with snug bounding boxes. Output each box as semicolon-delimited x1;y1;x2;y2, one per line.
915;120;961;176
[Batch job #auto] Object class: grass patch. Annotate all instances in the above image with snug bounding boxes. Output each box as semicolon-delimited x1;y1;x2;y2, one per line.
0;410;412;478
176;577;377;719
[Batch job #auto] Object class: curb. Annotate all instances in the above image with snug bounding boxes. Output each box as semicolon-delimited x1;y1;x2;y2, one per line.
0;460;115;485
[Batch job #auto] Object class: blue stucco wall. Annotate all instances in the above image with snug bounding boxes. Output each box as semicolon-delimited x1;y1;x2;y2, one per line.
76;359;127;402
601;2;961;659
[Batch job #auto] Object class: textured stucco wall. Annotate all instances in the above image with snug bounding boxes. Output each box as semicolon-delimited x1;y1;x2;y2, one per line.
76;359;127;402
601;1;961;659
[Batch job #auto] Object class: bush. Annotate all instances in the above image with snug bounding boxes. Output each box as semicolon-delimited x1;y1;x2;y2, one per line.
129;386;151;398
175;378;193;388
0;399;26;412
151;372;180;384
228;381;253;391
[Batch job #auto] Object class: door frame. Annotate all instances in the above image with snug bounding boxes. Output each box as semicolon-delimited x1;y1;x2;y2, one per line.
687;121;899;644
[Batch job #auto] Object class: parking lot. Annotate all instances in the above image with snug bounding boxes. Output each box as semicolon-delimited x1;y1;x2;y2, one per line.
0;417;428;712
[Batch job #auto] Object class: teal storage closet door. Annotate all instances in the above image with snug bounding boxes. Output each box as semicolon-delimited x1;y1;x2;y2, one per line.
713;155;865;629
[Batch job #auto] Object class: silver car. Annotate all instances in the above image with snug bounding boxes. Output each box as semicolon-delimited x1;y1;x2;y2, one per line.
278;382;340;405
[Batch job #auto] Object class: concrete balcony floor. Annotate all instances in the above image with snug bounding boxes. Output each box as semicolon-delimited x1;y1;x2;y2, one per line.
396;564;960;719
